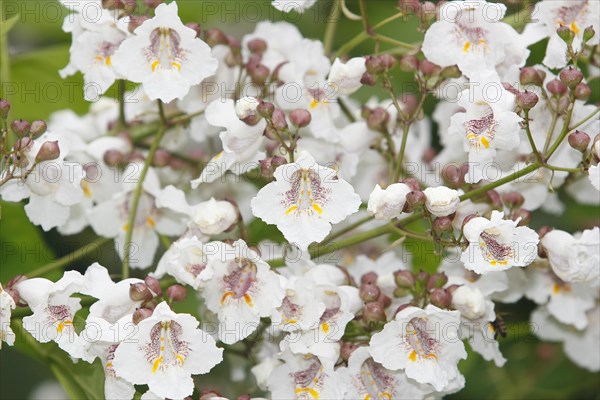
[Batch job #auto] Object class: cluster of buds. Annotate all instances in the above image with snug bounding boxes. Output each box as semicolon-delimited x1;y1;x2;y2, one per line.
130;275;187;324
400;56;461;90
393;269;452;310
361;54;397;86
358;271;392;327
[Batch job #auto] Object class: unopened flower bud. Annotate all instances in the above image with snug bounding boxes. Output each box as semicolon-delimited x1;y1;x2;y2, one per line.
520;67;545;86
257;101;275;118
365;56;384;74
559;67;583;89
35;141;60;162
235;96;260;123
30;120;47;138
360;72;377;86
128;15;149;33
393;287;411;297
11;119;30;138
399;55;419;72
574;83;592;101
419;60;441;76
271;109;288;130
546;79;567;96
289;109;311;128
394;303;412;317
415;271;430;286
451;286;485;319
247;38;267;54
103;149;124;166
427;273;448;291
204;28;228;47
568;130;590;152
359;283;381;302
361;271;378;285
430;288;451;309
486;189;502;208
583;25;596;43
152;149;171;167
363;301;386;323
432;216;453;235
248;63;270;85
511;208;532;226
0;99;10;119
340;341;358;361
166;284;187;303
537;225;553;239
501;191;525;208
440;65;461;79
516;90;539;110
145;275;162;296
442;164;465;188
406;190;426;208
556;25;575;44
394;270;414;288
379;54;396;70
377;292;392;308
14;137;32;151
4;287;20;305
132;307;153;324
502;82;518;95
130;282;153;301
366;107;389;131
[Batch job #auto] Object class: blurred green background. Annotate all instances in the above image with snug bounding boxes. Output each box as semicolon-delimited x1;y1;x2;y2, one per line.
1;0;599;399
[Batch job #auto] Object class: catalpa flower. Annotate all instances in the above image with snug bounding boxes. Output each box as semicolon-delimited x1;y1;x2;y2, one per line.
202;240;285;344
112;301;223;399
271;0;317;13
367;183;412;220
16;271;92;361
542;227;599;285
251;151;361;250
461;211;539;274
448;72;521;183
422;0;529;78
0;284;16;348
155;236;214;290
369;305;467;392
337;346;437;400
112;2;218;103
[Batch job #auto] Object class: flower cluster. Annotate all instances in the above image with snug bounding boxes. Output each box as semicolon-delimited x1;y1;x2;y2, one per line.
1;0;599;398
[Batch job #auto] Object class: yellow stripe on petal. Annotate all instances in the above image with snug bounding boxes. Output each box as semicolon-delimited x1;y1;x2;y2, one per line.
105;56;112;66
243;293;254;307
151;357;163;373
285;205;298;215
147;216;156;228
171;61;181;71
481;136;490;148
312;203;323;214
151;60;160;72
463;41;471;53
409;350;417;362
310;99;319;110
570;21;580;35
221;291;234;304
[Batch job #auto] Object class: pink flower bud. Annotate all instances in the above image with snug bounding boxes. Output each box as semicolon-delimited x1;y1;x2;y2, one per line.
402;178;421;191
486;189;502;208
11;119;30;138
399;55;419;72
128;15;149;33
519;67;545;86
406;190;426;208
247;38;267;54
511;208;532;226
103;149;124;166
152;149;171;167
166;284;187;303
130;283;153;301
0;99;10;119
559;66;584;89
248;63;270;85
359;283;381;302
340;341;359;361
30;120;47;139
379;54;396;70
501;191;525;208
145;275;162;296
365;56;384;74
360;71;377;86
257;101;275;118
132;307;153;325
394;270;414;288
429;288;451;309
427;273;448;291
574;83;592;101
204;28;228;47
35;141;60;162
363;301;386;322
419;60;441;76
289;109;312;128
432;216;453;235
546;79;567;96
185;22;202;38
568;130;590;152
271;109;288;130
366;107;389;131
361;271;378;285
516;90;539;110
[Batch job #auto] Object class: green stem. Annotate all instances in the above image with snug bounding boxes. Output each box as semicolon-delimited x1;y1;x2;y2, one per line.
460;163;541;202
122;102;168;278
569;106;599;131
323;215;373;244
27;238;111;278
546;94;576;160
393;123;410;182
523;110;544;165
323;0;341;56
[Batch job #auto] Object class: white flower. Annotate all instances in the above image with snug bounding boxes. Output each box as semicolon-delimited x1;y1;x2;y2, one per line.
589;165;600;190
251;151;361;250
202;240;285;344
461;210;539;274
112;301;223;399
267;351;344;399
0;285;16;348
0;133;85;231
156;185;238;235
369;305;467;391
422;0;528;78
448;73;521;183
451;286;486;320
423;186;460;217
235;96;260;120
271;277;326;332
337;346;437;400
532;305;600;372
367;183;411;220
327;57;366;96
16;271;92;361
542;227;599;285
191;99;266;185
522;0;600;69
271;0;317;13
155;236;214;290
111;2;218;103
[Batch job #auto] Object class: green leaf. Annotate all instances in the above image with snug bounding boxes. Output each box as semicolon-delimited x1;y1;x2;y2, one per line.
0;14;19;36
